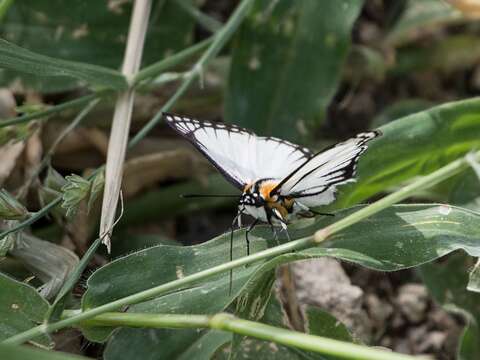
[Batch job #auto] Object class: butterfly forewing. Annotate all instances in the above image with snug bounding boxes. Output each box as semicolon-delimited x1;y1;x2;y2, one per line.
163;113;312;189
273;131;380;206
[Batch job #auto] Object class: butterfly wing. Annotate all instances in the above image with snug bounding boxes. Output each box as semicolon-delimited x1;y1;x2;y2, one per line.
272;131;381;207
163;113;312;189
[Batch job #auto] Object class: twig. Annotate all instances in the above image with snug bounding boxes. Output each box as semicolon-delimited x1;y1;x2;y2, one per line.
16;98;100;199
4;150;479;345
0;92;103;128
99;0;152;252
176;0;222;33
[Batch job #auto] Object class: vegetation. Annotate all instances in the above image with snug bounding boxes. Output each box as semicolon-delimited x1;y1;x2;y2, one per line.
0;0;480;359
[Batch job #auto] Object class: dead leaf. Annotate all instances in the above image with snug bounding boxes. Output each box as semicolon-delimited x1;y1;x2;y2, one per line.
446;0;480;18
123;148;209;198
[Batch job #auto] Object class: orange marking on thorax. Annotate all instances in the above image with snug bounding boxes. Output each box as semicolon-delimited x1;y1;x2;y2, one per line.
259;181;278;201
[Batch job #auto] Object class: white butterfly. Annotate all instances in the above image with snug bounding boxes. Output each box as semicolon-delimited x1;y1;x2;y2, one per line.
164;113;380;243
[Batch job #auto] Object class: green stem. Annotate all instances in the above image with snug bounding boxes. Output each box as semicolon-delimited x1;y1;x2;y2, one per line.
176;0;222;33
16;99;100;199
0;92;104;128
64;311;414;360
63;310;209;329
128;0;254;148
133;37;213;86
0;198;61;240
0;0;14;21
3;151;478;346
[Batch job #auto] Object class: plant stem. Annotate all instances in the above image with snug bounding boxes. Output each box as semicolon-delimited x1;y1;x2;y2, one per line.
210;313;415;360
133;37;213;86
0;198;61;240
176;0;222;33
62;310;210;329
99;0;151;252
0;92;104;128
128;0;254;148
63;311;415;360
3;236;311;345
4;151;479;346
17;99;100;199
0;0;14;21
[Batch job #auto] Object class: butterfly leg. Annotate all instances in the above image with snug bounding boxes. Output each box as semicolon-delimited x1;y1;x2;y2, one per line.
310;209;335;217
245;218;259;256
229;208;244;296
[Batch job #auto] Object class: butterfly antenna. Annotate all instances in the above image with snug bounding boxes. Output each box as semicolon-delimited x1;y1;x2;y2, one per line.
181;194;240;198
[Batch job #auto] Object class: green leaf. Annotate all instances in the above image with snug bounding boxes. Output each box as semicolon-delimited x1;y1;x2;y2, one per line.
0;189;28;220
305;307;353;343
0;0;195;92
418;253;480;360
82;235;265;343
0;272;51;347
45;238;102;324
105;329;231;360
0;344;91;360
83;204;480;355
334;98;480;208
61;174;91;218
9;233;79;300
225;0;363;140
0;38;126;90
60;171;104;219
386;0;462;46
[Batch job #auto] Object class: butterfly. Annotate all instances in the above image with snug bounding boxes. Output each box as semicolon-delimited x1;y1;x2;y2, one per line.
163;112;381;252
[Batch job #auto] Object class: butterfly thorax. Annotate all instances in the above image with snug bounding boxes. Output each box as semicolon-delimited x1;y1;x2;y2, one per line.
239;178;296;223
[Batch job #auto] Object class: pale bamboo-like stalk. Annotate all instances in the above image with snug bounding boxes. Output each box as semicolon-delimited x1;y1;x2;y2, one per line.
99;0;151;252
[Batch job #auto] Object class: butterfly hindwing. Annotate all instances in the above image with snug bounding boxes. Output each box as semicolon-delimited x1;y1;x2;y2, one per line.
163;113;312;189
273;131;381;207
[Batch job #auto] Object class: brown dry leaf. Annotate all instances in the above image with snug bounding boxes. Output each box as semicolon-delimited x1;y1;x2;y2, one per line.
0;142;25;186
446;0;480;18
0;89;23;186
24;128;43;180
122;148;209;198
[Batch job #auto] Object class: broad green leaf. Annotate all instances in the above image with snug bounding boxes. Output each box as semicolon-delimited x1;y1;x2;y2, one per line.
370;99;433;127
0;38;126;90
419;253;480;360
392;35;480;76
225;0;363;140
305;306;353;343
83;204;480;353
105;329;231;360
0;0;195;92
334;98;480;208
0;344;91;360
82;235;266;343
0;272;51;347
459;323;480;360
386;0;462;45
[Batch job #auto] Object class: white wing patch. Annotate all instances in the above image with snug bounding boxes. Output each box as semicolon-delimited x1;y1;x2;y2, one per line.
163;113;312;189
274;131;380;207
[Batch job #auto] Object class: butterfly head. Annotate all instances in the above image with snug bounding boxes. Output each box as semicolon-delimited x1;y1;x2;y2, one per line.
239;179;280;208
